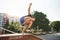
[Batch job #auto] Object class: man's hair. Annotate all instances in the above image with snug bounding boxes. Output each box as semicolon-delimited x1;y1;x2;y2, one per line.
25;14;35;18
27;14;32;17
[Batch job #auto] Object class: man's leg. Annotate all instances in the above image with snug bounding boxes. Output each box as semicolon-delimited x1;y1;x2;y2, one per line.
28;21;33;28
22;25;28;33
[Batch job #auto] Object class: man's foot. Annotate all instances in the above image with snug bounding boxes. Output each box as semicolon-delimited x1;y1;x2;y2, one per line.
26;28;31;33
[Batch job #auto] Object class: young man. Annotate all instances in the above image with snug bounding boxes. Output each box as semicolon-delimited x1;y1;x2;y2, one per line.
20;3;35;33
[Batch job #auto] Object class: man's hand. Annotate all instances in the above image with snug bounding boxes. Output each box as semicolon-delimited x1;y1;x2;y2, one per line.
30;3;32;6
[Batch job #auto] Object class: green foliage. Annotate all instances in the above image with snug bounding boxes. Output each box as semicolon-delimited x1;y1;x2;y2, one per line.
4;20;22;33
50;21;60;32
31;11;50;32
9;20;22;33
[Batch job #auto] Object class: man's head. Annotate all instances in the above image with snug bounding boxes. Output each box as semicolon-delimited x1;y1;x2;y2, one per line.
27;14;32;17
27;14;35;21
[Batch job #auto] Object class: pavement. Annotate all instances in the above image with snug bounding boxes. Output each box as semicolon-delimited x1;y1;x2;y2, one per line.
56;33;60;35
35;33;60;40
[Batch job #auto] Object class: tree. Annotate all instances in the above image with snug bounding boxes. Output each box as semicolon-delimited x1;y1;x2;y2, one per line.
4;20;22;33
4;19;9;29
50;21;60;32
3;19;10;34
9;20;22;33
31;11;50;32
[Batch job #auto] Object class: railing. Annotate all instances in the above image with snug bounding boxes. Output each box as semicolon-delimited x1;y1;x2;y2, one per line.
0;27;16;34
0;27;42;40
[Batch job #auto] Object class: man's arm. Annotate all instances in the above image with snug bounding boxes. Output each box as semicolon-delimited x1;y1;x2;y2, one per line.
28;3;32;15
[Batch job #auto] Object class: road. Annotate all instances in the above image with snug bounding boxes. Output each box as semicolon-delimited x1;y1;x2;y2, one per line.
35;33;60;40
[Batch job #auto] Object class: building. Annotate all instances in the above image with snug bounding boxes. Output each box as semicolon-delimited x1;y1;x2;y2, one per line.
0;13;20;34
0;13;3;27
8;16;20;24
0;13;8;34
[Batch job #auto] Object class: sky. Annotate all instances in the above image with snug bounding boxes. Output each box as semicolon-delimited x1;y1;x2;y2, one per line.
0;0;60;21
